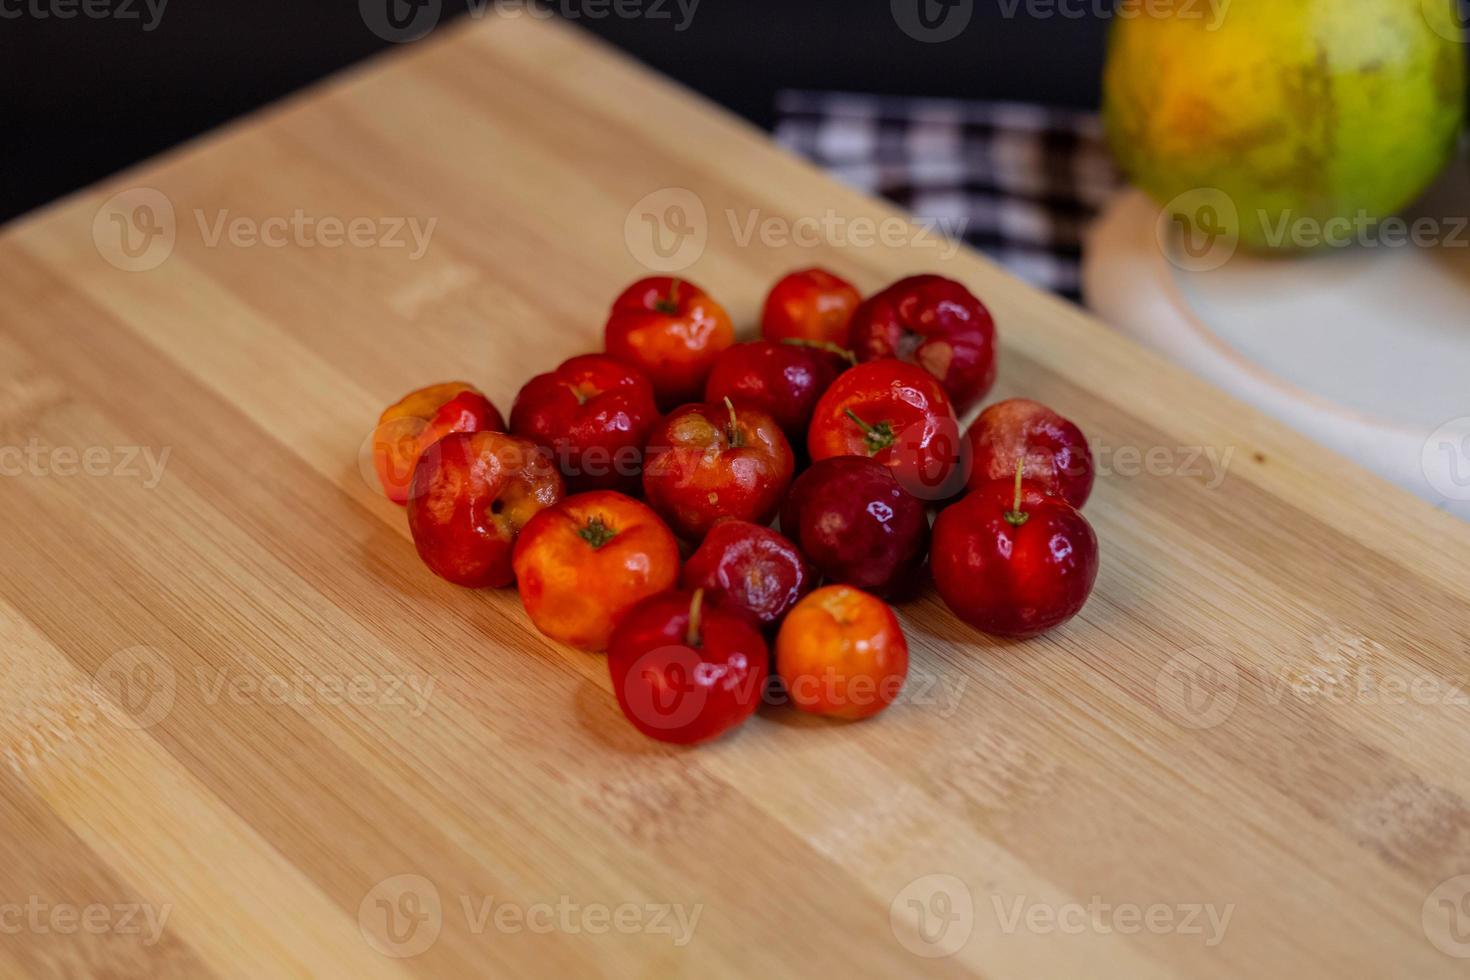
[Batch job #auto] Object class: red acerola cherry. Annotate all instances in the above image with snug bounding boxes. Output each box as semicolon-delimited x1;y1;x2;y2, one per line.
608;589;769;744
510;353;659;494
704;339;851;446
848;274;998;416
604;277;735;411
681;519;814;628
643;399;795;541
780;456;929;599
965;398;1094;509
932;465;1099;639
407;431;564;588
775;585;908;720
807;358;968;502
762;267;863;346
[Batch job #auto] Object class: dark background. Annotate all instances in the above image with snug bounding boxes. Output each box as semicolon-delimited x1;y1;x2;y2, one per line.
0;1;1110;223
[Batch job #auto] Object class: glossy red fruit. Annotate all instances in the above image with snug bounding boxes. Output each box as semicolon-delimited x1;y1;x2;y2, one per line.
680;519;814;628
775;585;908;720
965;398;1094;509
703;339;851;445
761;267;863;346
511;491;680;652
608;589;769;744
510;353;659;494
407;431;564;588
807;358;967;501
848;274;998;416
931;468;1099;639
604;276;735;410
372;382;505;505
780;456;929;599
643;400;795;541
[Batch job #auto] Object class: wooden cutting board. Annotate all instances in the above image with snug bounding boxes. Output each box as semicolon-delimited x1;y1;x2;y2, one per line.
2;15;1469;979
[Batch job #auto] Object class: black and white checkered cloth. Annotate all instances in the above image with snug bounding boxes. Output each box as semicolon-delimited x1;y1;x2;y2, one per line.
775;91;1121;300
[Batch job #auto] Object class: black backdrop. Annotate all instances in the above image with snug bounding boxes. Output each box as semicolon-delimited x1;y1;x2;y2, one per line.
0;1;1111;223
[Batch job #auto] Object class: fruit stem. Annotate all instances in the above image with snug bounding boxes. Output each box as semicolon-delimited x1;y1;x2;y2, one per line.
843;408;895;455
654;278;682;315
579;515;618;549
1004;458;1029;527
723;397;745;448
686;588;705;647
780;337;857;365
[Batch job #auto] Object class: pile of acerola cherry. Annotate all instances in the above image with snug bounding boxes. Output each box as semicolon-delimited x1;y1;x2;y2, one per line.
370;269;1098;744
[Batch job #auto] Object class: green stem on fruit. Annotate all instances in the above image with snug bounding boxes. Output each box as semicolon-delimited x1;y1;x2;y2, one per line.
780;337;857;366
843;408;896;455
579;515;618;549
723;397;745;448
654;278;682;315
686;588;705;648
1004;458;1029;528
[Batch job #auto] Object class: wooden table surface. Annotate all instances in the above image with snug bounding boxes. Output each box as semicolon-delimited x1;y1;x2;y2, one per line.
3;14;1470;979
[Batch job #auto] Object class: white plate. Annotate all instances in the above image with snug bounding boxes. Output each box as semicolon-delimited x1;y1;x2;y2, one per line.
1082;152;1470;521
